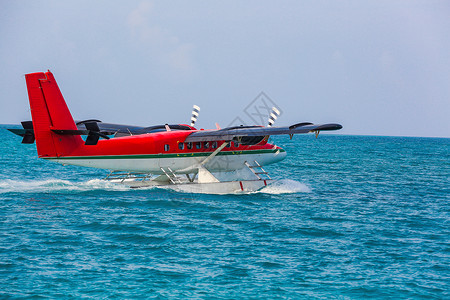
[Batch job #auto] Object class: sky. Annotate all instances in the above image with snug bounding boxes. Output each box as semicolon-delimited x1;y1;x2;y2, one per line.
1;0;449;137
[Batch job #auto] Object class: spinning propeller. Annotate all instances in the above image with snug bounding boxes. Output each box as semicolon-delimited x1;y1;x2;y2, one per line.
190;105;200;127
267;107;280;127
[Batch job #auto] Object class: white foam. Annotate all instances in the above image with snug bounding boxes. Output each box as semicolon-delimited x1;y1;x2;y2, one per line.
0;178;311;195
0;178;129;193
258;179;312;194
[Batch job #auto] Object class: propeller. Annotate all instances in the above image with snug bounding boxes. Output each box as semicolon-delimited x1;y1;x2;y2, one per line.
20;121;35;144
267;107;280;127
190;105;200;127
84;121;110;145
6;121;36;144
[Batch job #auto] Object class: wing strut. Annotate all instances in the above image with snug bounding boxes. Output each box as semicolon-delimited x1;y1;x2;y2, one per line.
200;141;228;166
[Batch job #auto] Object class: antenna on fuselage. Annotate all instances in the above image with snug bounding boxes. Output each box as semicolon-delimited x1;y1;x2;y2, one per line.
267;106;280;127
190;105;200;127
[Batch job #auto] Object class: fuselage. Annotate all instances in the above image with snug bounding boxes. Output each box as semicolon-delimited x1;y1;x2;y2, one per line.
20;70;343;180
44;129;287;174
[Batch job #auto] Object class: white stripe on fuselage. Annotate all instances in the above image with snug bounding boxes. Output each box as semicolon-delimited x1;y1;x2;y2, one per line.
50;151;287;173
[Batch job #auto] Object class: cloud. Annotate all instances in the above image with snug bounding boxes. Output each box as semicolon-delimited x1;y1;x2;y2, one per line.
127;0;195;76
127;1;153;30
166;43;195;73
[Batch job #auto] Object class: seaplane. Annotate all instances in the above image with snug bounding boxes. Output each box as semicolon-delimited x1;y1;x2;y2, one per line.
8;70;342;194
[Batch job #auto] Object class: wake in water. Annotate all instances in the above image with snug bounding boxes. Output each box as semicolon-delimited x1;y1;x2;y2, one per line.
258;179;312;194
0;179;130;193
0;178;311;195
143;178;312;195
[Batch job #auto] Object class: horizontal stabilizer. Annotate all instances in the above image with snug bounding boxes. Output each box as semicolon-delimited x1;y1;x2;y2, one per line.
7;128;27;137
51;129;90;135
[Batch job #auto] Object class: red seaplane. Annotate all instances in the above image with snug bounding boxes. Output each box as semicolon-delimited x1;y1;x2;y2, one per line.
8;71;342;194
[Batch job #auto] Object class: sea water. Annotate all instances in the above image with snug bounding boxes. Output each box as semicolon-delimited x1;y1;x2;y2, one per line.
0;125;448;299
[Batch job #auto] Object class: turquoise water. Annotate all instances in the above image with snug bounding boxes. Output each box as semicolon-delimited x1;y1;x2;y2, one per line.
1;126;449;299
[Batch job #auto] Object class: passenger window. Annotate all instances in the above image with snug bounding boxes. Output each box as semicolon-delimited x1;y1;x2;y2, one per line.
164;144;170;151
204;142;209;149
186;142;193;150
178;142;184;150
212;141;217;149
195;142;201;149
234;141;239;148
226;142;231;148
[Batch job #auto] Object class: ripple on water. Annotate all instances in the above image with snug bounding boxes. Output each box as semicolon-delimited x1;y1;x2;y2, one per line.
0;134;449;298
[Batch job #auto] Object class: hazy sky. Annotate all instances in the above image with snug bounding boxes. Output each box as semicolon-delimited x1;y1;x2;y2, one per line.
1;1;449;137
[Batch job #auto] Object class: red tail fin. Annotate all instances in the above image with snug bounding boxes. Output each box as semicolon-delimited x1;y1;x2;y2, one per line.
26;71;83;157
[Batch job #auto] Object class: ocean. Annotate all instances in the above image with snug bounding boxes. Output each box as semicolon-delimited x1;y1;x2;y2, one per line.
0;125;449;299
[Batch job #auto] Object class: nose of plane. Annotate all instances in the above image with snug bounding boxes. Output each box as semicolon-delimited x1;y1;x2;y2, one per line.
273;146;287;163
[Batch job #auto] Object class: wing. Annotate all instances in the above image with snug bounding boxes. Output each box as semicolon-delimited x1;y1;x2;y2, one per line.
184;122;342;142
88;122;193;137
8;120;193;136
